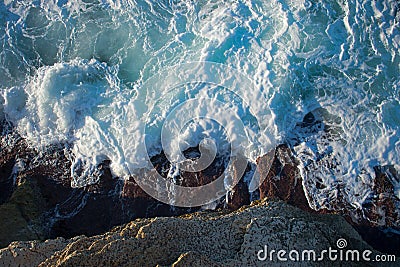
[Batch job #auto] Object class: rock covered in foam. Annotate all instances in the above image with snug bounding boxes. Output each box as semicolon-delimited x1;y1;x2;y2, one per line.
0;119;399;256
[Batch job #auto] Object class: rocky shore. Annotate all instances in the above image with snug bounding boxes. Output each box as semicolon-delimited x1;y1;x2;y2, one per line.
1;198;398;267
0;111;399;259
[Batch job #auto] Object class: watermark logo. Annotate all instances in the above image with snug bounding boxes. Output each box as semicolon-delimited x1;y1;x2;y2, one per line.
130;62;276;207
336;238;347;249
257;237;396;263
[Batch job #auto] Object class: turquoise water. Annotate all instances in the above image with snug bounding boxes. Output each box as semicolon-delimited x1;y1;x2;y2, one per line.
0;0;399;213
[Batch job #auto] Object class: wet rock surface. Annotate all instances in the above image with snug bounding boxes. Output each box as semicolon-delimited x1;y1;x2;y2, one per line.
0;119;399;257
258;144;313;212
0;125;202;245
0;156;15;205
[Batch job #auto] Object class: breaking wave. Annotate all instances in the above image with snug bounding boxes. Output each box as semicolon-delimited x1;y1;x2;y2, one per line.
0;0;399;211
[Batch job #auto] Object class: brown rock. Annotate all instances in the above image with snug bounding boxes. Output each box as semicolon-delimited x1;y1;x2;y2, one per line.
122;177;153;199
226;178;250;210
2;119;399;258
258;144;312;212
366;166;399;226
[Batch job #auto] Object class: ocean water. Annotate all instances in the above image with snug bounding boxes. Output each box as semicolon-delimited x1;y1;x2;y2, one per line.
0;0;399;211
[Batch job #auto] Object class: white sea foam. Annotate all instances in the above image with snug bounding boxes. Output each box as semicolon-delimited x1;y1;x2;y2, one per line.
0;0;399;213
